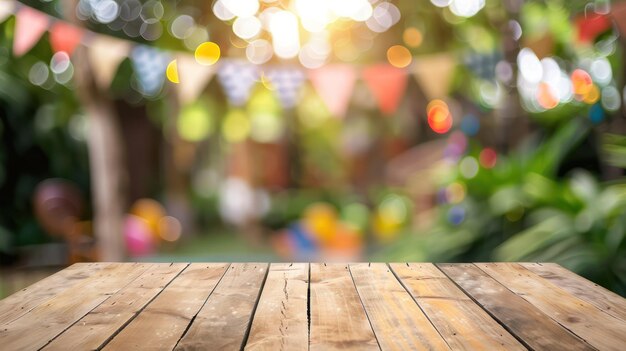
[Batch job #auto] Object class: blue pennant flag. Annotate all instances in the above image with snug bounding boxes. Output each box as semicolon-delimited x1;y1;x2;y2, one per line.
131;45;169;97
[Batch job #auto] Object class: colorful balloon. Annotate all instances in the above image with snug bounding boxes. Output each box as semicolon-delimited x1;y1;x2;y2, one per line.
124;215;156;257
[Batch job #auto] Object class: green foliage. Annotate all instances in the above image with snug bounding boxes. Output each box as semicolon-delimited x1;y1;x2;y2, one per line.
381;118;626;296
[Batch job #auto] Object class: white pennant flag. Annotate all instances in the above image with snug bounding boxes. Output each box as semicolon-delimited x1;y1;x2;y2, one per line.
176;54;216;104
412;53;457;100
0;1;14;23
87;35;131;89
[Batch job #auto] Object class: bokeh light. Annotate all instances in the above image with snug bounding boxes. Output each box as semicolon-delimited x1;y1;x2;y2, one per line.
479;148;497;169
571;69;593;96
459;156;479;178
446;182;466;204
427;99;453;134
194;42;221;66
269;10;300;59
166;59;179;83
387;45;412;68
177;102;213;142
157;216;182;242
403;27;423;48
536;82;558;109
222;109;250;143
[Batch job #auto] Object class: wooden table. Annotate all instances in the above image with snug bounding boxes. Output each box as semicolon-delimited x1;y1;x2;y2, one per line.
1;263;625;350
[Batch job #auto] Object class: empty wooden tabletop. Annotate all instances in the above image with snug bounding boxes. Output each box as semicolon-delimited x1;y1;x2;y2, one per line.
1;262;625;350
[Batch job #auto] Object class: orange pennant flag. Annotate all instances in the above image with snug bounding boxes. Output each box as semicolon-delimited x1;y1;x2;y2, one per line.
362;64;408;116
13;6;49;57
50;22;83;55
309;64;357;118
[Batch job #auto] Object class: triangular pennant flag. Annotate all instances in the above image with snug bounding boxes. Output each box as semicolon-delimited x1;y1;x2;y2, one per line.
87;35;131;89
265;67;306;109
576;13;610;43
131;45;169;96
217;59;259;106
362;64;407;116
0;1;14;23
309;64;356;118
13;6;49;57
176;54;216;104
50;22;83;55
412;53;457;100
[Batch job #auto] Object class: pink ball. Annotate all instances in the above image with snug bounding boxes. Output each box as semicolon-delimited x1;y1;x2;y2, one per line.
124;215;155;257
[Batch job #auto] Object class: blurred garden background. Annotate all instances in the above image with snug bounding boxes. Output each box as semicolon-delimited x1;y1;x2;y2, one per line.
1;0;626;297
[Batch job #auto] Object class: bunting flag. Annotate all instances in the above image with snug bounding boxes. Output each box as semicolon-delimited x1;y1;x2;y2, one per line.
87;35;131;89
362;64;407;116
412;53;457;100
131;45;169;96
176;54;216;104
309;64;356;118
576;13;610;43
217;59;259;106
49;22;83;55
463;50;500;80
0;1;14;23
13;6;49;57
265;67;306;109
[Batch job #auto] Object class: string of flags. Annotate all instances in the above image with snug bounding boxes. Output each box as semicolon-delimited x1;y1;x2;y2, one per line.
2;1;462;117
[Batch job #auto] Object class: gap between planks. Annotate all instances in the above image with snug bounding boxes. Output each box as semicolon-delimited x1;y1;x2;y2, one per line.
2;263;624;351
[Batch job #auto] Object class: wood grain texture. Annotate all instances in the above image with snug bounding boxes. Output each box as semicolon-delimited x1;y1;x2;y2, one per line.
309;263;379;351
522;262;626;322
477;262;626;351
244;263;309;351
1;262;625;350
438;263;595;351
349;263;450;351
0;263;108;325
43;263;188;351
175;263;269;351
0;263;150;351
103;263;229;351
390;263;524;351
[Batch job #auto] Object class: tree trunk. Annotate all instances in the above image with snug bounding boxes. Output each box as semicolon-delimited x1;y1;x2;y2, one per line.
74;48;126;261
62;1;126;261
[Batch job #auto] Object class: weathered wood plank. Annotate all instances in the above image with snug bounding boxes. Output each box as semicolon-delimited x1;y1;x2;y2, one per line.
0;263;150;350
43;263;188;351
390;263;525;350
349;263;450;351
309;263;379;351
522;262;626;322
0;263;108;325
103;263;229;350
244;263;309;351
477;263;626;351
438;263;595;351
175;263;269;351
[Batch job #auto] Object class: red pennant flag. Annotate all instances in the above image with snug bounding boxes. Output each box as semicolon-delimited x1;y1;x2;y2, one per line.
50;22;83;55
362;64;408;116
309;64;357;118
13;6;49;57
575;13;610;43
